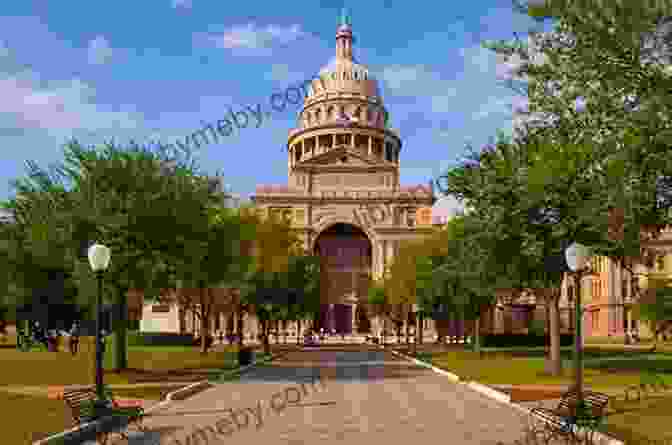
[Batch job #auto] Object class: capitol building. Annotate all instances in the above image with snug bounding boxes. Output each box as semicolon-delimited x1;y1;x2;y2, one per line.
138;12;672;344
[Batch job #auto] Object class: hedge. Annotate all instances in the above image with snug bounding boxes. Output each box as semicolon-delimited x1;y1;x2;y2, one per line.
478;333;574;348
127;331;194;346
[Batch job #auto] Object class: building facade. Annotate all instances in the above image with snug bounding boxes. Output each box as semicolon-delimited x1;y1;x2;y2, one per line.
560;226;672;340
251;13;435;336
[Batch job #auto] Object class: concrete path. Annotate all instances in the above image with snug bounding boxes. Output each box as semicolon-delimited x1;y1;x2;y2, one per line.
113;345;544;445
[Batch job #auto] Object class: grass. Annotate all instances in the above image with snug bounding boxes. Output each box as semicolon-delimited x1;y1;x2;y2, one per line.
0;390;73;444
0;384;183;444
402;346;672;443
0;335;262;443
410;348;672;388
600;393;672;445
0;335;247;386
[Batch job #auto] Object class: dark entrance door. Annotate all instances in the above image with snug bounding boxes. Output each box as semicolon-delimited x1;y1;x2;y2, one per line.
333;304;353;334
314;223;371;335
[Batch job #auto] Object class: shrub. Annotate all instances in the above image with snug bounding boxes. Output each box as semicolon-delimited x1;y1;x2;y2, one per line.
480;333;574;348
128;332;194;346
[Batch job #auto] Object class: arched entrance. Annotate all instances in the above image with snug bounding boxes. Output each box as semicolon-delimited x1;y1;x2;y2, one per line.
314;223;372;335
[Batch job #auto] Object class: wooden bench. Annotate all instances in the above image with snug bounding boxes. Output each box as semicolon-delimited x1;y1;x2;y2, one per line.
62;387;146;444
530;390;609;441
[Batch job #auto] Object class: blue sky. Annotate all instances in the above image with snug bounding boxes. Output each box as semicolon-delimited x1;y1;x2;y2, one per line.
0;0;542;208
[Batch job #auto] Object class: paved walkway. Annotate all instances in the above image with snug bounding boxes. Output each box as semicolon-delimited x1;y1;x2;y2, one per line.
111;345;548;445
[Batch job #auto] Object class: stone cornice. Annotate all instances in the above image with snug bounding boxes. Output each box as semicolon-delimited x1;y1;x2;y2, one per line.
292;145;397;171
287;123;401;148
251;193;433;206
294;164;398;173
296;224;434;235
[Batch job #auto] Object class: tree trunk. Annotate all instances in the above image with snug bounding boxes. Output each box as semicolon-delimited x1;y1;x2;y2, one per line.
474;315;481;355
112;290;128;371
546;294;562;376
418;313;424;345
237;306;245;347
201;308;210;354
262;320;271;355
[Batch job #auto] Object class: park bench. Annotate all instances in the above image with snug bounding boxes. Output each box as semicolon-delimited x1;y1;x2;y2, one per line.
530;390;609;441
62;387;146;444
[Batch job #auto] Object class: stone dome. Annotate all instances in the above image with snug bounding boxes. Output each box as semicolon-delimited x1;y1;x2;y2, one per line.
319;55;372;80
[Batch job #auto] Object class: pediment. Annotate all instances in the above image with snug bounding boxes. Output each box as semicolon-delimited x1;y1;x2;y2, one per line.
300;146;384;167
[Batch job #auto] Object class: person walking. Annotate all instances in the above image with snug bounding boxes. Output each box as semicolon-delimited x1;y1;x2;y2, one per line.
46;329;57;352
69;322;80;355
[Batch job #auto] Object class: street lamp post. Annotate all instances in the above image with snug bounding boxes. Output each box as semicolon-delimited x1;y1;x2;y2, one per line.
565;241;591;415
88;243;111;404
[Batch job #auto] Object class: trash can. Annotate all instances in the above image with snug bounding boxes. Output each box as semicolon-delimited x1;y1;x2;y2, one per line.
238;347;253;366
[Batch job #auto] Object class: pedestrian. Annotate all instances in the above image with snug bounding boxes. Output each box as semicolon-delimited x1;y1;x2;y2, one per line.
69;322;80;355
47;329;56;352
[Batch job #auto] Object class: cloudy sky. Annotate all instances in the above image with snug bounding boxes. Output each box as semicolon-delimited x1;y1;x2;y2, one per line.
0;0;543;206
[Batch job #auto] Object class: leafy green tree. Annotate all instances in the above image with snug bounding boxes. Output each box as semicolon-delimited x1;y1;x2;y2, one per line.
171;206;256;353
489;0;672;297
4;139;216;367
637;278;672;349
367;279;392;344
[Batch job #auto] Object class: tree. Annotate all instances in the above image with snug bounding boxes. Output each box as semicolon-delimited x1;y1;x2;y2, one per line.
367;279;391;344
237;208;304;350
170;206;255;353
437;135;580;374
637;277;672;349
6;139;216;367
0;167;92;351
489;0;672;299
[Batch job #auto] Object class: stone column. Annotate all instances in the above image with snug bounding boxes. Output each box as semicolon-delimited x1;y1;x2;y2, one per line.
377;241;385;279
368;135;373;157
386;241;395;269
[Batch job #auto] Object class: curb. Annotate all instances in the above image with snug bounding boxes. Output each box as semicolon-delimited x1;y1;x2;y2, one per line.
32;350;282;445
384;346;461;382
382;345;624;445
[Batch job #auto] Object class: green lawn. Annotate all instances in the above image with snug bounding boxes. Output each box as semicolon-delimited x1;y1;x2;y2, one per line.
600;394;672;445
0;384;185;444
0;336;266;443
0;390;73;444
0;336;246;386
405;347;672;443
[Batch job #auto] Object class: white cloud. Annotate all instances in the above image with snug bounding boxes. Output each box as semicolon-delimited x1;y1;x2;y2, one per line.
430;89;459;113
0;73;141;137
200;24;307;51
171;0;192;8
87;35;113;65
432;195;465;219
380;65;430;93
472;96;515;120
460;45;495;74
380;65;461;114
264;63;305;84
